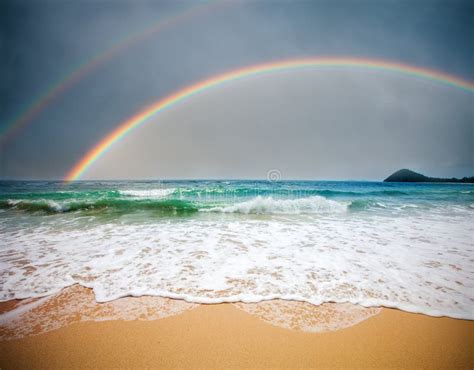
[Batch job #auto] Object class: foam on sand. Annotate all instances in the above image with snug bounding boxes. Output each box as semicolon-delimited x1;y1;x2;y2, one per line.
1;181;472;321
1;211;472;319
233;300;381;332
0;285;197;340
0;285;382;340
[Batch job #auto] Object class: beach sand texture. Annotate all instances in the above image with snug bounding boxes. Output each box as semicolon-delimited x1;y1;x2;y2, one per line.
1;287;472;368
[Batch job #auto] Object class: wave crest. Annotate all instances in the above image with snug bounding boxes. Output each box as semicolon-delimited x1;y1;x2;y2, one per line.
0;198;198;215
119;189;176;198
204;196;347;214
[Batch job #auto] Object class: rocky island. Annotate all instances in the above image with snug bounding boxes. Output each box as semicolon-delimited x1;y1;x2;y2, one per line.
384;169;474;183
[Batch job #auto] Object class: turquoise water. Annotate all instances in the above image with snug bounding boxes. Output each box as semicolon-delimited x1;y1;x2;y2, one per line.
1;180;472;216
1;180;473;319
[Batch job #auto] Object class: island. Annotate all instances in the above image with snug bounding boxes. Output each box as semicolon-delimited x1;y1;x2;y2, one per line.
384;169;474;183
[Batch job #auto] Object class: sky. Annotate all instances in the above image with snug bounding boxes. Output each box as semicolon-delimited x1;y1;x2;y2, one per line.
0;0;472;180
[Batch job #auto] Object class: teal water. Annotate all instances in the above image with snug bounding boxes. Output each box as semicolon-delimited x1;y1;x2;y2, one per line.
1;180;472;216
1;180;473;319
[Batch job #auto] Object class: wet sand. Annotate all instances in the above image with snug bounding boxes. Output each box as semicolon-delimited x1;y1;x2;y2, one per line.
1;297;472;368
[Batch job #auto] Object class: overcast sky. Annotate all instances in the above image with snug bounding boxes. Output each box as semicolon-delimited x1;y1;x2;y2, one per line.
0;0;472;180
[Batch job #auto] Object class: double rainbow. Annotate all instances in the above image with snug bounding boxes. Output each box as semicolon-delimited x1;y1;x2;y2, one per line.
0;0;226;147
65;57;474;181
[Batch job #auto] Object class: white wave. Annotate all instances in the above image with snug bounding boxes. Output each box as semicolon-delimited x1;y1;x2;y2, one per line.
47;200;67;212
7;199;66;212
1;204;473;320
119;188;176;198
204;196;347;214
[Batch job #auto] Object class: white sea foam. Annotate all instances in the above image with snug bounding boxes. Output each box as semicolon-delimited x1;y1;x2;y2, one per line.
0;285;196;340
8;199;65;212
1;208;473;320
47;200;67;212
0;285;379;339
204;196;348;214
119;188;176;198
0;296;52;326
233;301;381;333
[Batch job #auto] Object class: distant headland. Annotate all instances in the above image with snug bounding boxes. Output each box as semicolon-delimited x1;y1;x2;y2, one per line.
384;169;474;183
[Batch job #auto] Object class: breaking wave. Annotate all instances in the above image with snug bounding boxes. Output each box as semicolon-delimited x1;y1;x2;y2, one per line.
1;180;473;321
204;196;348;214
0;198;199;215
0;196;348;216
119;189;176;198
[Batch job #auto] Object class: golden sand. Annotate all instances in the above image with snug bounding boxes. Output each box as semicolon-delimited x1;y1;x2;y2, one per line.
0;287;472;368
0;285;381;340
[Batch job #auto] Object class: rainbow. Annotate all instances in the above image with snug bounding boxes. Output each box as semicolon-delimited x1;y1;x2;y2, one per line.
65;57;474;181
0;0;227;147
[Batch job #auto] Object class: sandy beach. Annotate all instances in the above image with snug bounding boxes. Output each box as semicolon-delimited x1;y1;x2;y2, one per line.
1;182;473;369
2;0;473;367
1;290;472;368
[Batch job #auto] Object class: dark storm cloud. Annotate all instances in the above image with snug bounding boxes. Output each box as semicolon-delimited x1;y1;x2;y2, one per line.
0;0;472;179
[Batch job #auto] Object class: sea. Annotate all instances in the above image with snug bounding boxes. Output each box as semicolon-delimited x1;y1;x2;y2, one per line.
1;180;472;320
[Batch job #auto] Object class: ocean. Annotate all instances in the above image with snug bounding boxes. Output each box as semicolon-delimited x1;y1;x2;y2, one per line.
1;180;472;319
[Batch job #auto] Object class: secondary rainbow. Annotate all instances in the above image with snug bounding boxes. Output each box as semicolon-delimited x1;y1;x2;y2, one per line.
0;0;226;147
65;57;474;181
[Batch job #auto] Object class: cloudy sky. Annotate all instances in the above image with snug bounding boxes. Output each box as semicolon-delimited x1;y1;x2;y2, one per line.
0;0;472;180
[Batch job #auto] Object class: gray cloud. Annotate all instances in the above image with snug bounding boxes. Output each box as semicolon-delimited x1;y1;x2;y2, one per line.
87;70;473;180
0;0;472;179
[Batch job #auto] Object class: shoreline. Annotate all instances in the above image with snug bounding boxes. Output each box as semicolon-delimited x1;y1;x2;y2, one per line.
1;304;472;368
1;289;473;368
